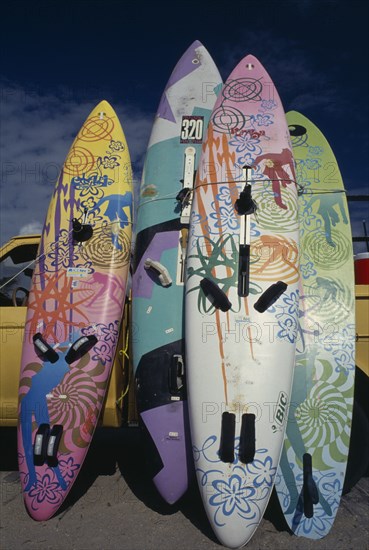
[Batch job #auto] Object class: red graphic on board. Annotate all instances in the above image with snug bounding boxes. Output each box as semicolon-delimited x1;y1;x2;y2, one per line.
254;148;295;209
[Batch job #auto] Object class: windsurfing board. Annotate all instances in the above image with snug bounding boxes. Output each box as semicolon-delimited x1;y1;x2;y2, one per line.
132;40;222;504
18;100;133;520
274;111;356;538
185;55;300;548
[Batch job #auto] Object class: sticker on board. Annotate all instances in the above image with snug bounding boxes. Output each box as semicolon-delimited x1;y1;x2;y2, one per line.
180;116;204;143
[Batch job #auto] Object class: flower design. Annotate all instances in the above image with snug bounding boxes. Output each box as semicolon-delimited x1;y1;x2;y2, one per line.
101;321;119;344
246;456;276;487
321;476;342;508
81;196;97;210
260;99;277;111
101;155;120;169
308;146;323;156
28;473;63;505
291;500;331;535
92;341;112;365
209;475;257;519
254;113;273;127
190;210;204;225
78;179;106;198
215;185;239;206
236;152;255;168
334;349;355;373
338;326;356;351
109;139;125;152
305;158;322;171
59;456;80;480
301;261;317;279
209;204;239;231
49;243;78;269
284;291;300;316
278;316;298;343
229;134;262;155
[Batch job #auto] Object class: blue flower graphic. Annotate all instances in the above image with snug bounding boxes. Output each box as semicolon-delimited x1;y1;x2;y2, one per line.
229;134;262;155
292;501;331;535
209;204;239;231
49;243;77;269
308;146;323;156
334;350;355;373
278;316;298;343
216;185;239;206
246;456;276;487
283;291;300;316
305;158;322;171
321;477;342;508
190;211;203;225
339;326;355;351
260;99;277;111
209;474;257;518
101;155;120;169
254;113;273;126
301;261;317;279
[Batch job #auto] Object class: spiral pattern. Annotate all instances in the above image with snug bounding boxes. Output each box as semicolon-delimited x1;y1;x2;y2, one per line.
78;114;115;142
47;370;98;430
303;229;351;270
303;277;354;323
295;380;351;464
250;235;299;283
255;186;298;232
211;106;246;134
81;227;131;268
222;78;263;102
64;145;97;176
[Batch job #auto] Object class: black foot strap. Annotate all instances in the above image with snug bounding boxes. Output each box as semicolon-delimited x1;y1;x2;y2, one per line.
65;335;98;364
254;281;288;313
239;413;256;463
219;412;236;463
200;278;232;312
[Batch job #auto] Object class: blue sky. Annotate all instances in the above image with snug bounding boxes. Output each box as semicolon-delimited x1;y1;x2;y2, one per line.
1;0;368;250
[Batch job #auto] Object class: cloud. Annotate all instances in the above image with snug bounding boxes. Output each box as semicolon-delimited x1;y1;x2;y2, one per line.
0;81;151;246
19;221;43;236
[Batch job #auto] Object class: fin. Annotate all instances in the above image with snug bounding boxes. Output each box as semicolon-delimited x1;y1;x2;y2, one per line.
65;335;97;365
219;412;236;463
239;413;256;463
303;453;319;518
200;278;232;312
144;258;172;287
254;281;288;313
33;333;59;363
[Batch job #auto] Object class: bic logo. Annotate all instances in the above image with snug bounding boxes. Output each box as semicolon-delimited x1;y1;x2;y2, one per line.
272;391;288;431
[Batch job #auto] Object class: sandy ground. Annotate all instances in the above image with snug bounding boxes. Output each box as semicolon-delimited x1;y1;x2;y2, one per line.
1;427;368;550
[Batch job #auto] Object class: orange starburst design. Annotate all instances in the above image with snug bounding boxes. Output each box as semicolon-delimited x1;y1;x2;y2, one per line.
26;271;95;343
